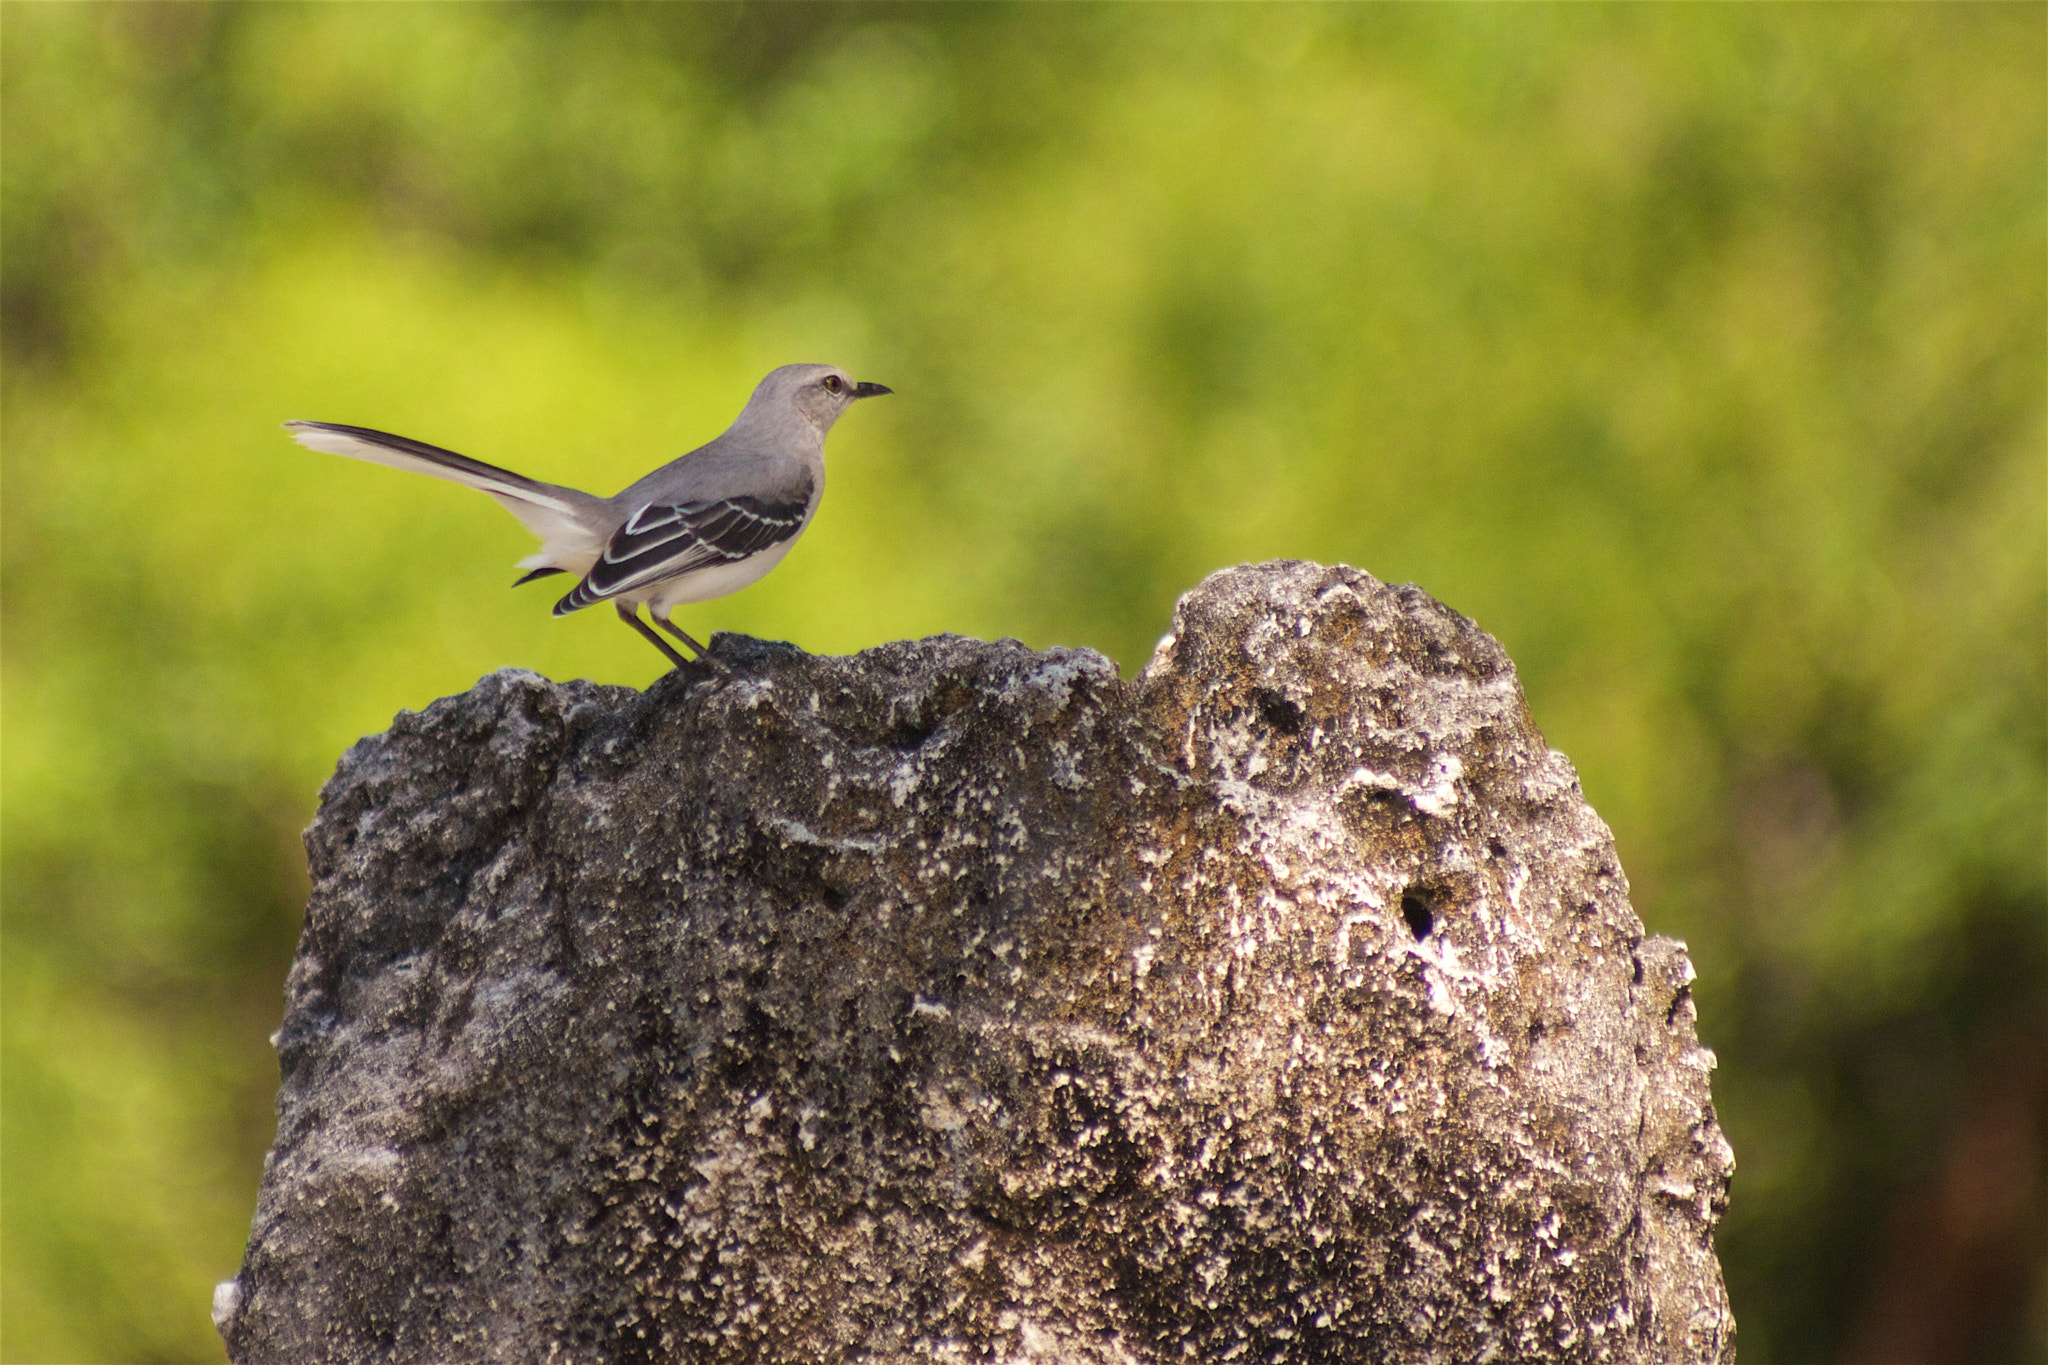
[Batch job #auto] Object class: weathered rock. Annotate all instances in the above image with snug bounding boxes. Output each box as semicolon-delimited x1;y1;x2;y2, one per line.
218;561;1734;1364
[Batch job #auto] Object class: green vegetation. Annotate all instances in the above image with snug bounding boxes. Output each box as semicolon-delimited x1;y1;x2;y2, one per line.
4;6;2041;1361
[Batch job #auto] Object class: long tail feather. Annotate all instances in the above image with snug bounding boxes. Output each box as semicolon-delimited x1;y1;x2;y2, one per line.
285;421;568;507
284;420;608;570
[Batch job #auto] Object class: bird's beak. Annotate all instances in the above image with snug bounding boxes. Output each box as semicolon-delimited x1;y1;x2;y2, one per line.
852;381;893;399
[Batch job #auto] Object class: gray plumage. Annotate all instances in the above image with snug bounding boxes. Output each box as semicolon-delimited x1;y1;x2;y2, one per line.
285;363;890;669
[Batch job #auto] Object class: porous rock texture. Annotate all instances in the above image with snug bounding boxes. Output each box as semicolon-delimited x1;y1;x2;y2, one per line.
219;560;1735;1364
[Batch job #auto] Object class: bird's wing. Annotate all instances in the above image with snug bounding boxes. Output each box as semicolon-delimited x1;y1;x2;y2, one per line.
552;495;810;614
283;420;603;557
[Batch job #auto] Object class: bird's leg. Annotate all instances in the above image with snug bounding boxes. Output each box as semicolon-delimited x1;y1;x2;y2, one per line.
615;603;692;671
652;614;718;664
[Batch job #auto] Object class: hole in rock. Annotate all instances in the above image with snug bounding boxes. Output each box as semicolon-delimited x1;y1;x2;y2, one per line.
1401;888;1435;940
1255;691;1303;735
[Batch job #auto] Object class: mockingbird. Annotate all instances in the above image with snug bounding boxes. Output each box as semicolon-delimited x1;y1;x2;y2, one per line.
286;363;890;670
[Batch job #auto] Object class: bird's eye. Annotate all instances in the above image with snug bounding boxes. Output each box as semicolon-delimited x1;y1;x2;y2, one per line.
823;375;844;394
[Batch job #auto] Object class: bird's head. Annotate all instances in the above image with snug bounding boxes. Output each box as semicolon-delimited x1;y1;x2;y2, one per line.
749;363;892;437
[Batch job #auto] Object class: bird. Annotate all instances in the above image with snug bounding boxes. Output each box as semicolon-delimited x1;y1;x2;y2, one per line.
285;363;891;671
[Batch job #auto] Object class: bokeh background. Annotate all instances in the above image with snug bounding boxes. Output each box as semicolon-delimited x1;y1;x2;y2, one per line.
4;4;2042;1361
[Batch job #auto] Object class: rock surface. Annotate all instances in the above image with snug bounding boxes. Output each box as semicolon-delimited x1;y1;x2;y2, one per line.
219;561;1735;1364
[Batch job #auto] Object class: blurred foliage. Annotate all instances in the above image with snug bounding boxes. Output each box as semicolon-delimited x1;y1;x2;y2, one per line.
3;5;2042;1362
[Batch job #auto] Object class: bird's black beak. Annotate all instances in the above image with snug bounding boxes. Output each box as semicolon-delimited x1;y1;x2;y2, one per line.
852;381;893;399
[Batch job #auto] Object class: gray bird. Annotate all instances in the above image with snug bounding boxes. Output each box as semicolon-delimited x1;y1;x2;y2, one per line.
286;363;891;670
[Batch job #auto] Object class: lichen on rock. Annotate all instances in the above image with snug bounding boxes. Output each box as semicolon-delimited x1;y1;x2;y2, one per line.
219;560;1734;1364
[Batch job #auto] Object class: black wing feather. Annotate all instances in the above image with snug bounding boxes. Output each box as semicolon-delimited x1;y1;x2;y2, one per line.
512;566;567;586
553;494;809;615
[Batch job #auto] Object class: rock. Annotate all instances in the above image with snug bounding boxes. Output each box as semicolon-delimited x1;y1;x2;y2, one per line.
218;561;1735;1364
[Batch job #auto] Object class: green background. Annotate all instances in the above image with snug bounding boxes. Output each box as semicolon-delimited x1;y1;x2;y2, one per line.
4;5;2042;1361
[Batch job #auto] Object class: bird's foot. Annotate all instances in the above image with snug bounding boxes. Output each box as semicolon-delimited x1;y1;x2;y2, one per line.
654;617;730;674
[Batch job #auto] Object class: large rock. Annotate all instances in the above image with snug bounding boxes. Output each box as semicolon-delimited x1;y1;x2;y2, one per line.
217;561;1734;1363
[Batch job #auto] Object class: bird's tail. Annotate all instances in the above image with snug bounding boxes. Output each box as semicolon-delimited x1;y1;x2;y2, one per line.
284;420;607;572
